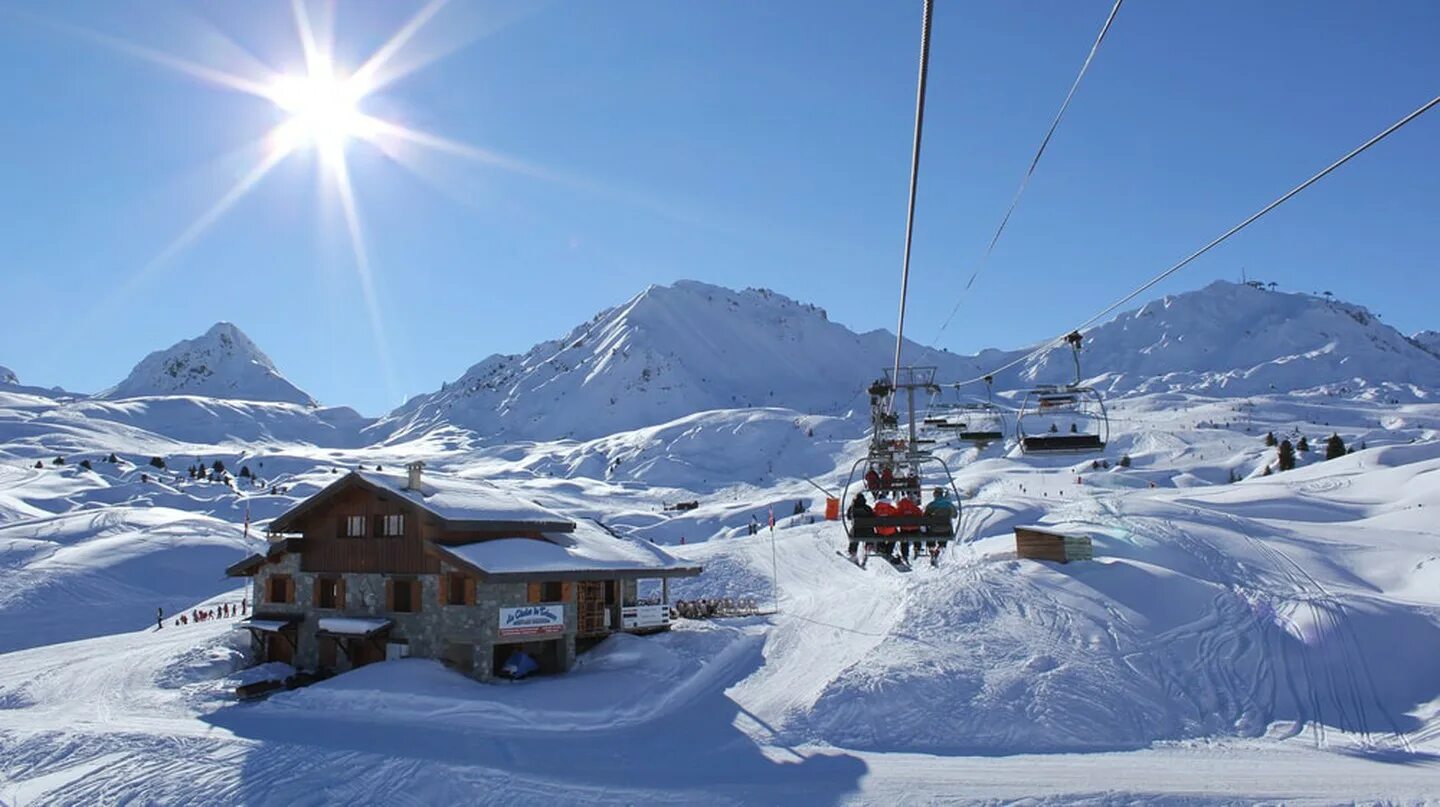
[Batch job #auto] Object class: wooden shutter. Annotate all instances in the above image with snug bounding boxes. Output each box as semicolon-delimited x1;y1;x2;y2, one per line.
527;582;541;603
385;579;394;611
313;579;322;607
561;582;573;602
336;578;347;609
464;577;476;606
438;574;450;606
373;515;384;538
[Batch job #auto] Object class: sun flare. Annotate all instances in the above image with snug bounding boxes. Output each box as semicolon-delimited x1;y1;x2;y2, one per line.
268;65;371;157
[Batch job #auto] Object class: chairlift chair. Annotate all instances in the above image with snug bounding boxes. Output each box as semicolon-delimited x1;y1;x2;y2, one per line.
839;367;962;566
1014;331;1109;454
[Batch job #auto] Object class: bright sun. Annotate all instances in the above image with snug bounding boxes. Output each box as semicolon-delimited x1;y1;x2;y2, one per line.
268;64;371;157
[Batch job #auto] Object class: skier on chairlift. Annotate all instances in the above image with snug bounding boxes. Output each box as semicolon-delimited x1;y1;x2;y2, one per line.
846;492;873;557
895;492;922;562
872;492;897;558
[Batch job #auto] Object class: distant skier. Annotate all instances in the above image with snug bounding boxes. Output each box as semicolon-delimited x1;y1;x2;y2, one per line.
156;607;164;630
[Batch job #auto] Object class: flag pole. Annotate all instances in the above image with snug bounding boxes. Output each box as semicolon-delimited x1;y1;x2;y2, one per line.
768;505;779;614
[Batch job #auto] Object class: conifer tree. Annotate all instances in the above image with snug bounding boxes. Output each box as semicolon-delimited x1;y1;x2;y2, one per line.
80;459;92;470
1264;431;1277;447
1325;433;1346;460
1278;439;1296;471
1297;436;1310;453
149;456;166;469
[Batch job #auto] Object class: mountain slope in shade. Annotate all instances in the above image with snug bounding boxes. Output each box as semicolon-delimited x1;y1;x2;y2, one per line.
374;280;990;442
1013;282;1440;400
1412;330;1440;359
99;323;317;406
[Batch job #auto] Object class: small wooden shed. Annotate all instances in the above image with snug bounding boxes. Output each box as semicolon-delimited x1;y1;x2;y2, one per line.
1014;525;1093;563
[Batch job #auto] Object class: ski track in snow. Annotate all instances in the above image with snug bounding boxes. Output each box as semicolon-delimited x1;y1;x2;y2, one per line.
3;386;1440;801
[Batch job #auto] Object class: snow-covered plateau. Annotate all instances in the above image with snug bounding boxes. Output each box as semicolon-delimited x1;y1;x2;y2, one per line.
2;280;1440;804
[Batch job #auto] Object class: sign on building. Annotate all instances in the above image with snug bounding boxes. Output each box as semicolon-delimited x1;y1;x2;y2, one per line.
499;605;565;638
621;604;669;630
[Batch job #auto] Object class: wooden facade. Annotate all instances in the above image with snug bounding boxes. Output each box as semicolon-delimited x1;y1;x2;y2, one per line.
1014;525;1094;563
232;468;701;682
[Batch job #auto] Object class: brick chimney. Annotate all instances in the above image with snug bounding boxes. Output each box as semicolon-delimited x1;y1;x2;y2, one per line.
405;461;425;491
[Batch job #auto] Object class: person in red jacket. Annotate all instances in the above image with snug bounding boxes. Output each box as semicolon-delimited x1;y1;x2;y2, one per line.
864;466;880;492
872;493;897;558
879;466;895;491
895;493;922;562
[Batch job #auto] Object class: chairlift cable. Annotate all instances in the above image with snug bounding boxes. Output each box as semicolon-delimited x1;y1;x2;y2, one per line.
891;0;936;392
932;0;1125;342
943;92;1440;390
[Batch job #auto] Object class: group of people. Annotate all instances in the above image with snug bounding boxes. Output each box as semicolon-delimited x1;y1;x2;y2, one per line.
846;486;955;563
158;599;248;629
673;597;759;619
862;465;921;494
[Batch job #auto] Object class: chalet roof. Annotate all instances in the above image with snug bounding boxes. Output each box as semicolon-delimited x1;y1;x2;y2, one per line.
268;470;574;533
435;520;702;582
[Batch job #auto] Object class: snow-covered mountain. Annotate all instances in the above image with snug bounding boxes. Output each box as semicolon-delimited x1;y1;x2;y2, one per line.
0;364;16;386
99;322;317;406
375;280;1440;443
374;281;988;442
1412;330;1440;359
1010;281;1440;400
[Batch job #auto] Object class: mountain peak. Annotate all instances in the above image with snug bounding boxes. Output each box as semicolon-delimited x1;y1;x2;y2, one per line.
376;279;968;441
0;364;17;386
99;322;317;406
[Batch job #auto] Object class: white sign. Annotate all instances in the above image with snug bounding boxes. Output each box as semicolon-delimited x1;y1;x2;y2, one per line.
621;604;670;630
500;605;565;637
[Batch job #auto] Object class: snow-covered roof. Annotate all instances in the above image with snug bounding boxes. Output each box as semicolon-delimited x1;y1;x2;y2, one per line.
317;617;393;637
269;470;574;533
354;470;570;527
437;520;700;581
235;618;296;634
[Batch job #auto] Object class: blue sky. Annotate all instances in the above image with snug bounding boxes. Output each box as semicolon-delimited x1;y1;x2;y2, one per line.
1;0;1436;415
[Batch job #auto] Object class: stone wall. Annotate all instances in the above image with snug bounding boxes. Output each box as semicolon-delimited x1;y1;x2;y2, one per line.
250;557;577;681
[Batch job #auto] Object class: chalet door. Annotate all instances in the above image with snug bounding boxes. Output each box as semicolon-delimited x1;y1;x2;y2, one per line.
266;631;295;665
318;636;338;670
577;581;606;635
351;638;385;668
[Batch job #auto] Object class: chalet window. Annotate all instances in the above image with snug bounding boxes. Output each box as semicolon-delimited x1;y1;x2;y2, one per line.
375;513;405;537
316;577;341;609
446;573;467;606
267;575;292;604
343;515;366;538
529;581;564;603
390;579;418;613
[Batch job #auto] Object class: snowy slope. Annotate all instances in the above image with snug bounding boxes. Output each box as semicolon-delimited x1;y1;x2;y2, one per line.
2;416;1440;802
99;322;317;406
373;281;991;442
0;365;16;386
1022;281;1440;399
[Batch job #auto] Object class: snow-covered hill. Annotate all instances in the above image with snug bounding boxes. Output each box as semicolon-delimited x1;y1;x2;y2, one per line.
373;281;991;443
99;322;317;406
0;365;16;386
1022;282;1440;399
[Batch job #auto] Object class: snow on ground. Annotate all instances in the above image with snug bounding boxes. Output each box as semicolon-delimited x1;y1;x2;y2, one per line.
2;392;1440;802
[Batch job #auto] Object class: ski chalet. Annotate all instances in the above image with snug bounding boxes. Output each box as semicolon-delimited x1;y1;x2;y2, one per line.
227;462;701;680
